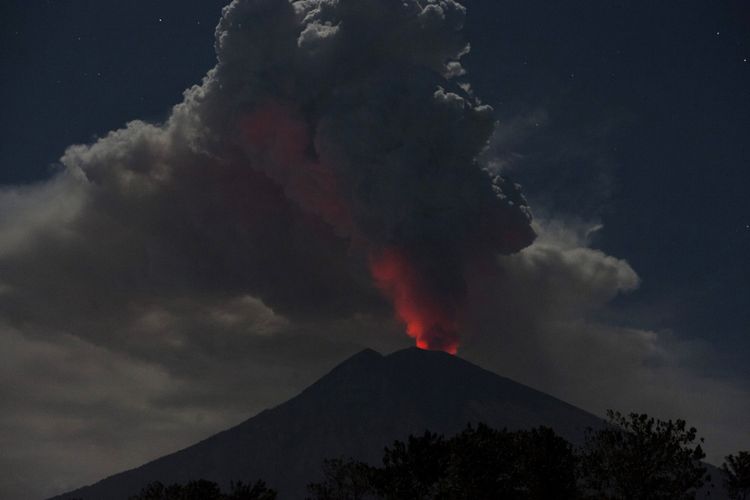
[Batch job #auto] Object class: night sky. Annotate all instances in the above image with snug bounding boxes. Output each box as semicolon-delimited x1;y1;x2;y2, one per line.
1;1;748;499
463;0;750;377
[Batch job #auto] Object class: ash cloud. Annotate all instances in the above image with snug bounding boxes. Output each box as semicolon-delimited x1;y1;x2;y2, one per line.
1;0;534;352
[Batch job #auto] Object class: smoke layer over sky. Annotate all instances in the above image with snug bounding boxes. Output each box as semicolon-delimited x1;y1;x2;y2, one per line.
1;1;748;499
2;0;534;353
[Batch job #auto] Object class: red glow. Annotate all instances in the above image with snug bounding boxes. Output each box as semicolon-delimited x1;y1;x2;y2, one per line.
239;102;353;234
239;103;465;353
369;248;460;354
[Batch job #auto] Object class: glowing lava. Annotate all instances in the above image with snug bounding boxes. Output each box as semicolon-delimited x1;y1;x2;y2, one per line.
238;102;500;355
369;247;460;354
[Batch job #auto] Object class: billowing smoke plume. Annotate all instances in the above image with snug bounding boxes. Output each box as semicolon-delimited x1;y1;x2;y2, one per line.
213;0;535;351
1;0;534;354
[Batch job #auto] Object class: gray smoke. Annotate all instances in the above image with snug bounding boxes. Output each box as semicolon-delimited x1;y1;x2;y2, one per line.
1;0;534;350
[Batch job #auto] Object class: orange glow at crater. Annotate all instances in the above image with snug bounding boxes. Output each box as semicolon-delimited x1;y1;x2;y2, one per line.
369;247;460;354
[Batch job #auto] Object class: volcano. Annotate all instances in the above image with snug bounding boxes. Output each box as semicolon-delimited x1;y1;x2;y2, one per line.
46;348;637;499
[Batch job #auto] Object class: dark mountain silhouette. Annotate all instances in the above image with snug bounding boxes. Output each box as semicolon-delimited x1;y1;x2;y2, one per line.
48;348;716;499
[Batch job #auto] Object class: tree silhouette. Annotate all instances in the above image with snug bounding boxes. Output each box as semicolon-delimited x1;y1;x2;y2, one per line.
723;451;750;500
307;424;578;500
579;410;709;500
375;431;449;499
306;458;374;500
435;425;578;500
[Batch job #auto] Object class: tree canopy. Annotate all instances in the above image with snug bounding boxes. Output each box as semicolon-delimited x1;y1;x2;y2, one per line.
723;451;750;500
308;410;713;500
308;424;578;500
579;410;709;500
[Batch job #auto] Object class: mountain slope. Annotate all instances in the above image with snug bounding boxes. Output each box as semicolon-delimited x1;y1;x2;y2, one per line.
50;348;612;499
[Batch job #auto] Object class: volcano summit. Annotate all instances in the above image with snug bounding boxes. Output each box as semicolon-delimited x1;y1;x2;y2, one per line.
51;348;604;500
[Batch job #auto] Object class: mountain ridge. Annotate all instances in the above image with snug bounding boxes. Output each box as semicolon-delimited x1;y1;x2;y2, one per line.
47;347;625;499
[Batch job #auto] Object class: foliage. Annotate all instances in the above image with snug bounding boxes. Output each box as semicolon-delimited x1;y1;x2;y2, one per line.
723;451;750;500
129;479;276;500
375;431;449;499
307;424;579;500
306;457;377;500
579;410;709;500
434;425;578;500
